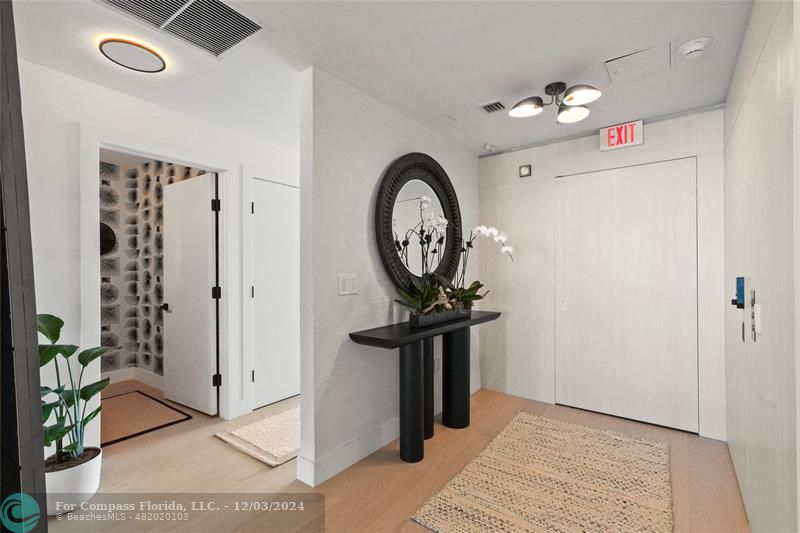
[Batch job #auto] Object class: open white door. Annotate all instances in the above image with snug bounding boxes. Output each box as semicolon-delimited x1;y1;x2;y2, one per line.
252;179;300;408
555;158;698;432
163;173;218;415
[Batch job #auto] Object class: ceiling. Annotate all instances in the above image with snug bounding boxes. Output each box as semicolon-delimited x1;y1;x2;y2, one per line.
13;0;301;151
250;0;752;154
13;1;752;156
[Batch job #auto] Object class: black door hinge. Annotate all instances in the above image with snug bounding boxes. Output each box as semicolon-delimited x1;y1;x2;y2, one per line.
251;202;254;214
212;286;222;299
251;370;255;383
211;199;221;212
212;374;222;387
251;286;254;298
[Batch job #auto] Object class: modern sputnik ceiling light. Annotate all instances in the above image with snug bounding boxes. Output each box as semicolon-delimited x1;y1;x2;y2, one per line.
509;82;601;124
98;36;166;73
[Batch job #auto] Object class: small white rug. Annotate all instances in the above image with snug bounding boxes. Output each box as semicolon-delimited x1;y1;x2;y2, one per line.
215;398;300;466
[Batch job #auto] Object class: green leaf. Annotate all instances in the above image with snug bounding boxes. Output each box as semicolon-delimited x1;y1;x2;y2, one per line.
83;405;102;426
396;288;416;305
77;346;114;367
41;385;65;397
394;298;416;310
39;344;78;367
43;421;73;447
42;401;60;423
436;274;455;291
80;377;110;402
37;314;64;344
59;389;78;409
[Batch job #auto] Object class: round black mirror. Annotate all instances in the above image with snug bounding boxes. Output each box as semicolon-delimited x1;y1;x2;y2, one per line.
375;153;462;292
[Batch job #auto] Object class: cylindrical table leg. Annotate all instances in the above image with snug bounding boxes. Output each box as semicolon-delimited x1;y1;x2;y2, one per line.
442;327;470;429
399;340;424;462
423;337;434;439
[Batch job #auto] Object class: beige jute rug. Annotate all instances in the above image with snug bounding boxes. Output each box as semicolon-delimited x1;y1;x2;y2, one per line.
215;396;300;466
412;412;672;533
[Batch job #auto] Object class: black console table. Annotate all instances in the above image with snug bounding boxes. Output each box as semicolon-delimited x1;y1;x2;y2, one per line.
349;310;501;463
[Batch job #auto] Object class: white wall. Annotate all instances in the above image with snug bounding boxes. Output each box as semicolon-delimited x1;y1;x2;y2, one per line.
478;109;726;441
21;60;298;448
725;1;797;530
298;68;480;486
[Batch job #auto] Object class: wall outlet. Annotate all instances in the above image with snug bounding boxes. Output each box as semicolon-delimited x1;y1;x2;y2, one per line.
337;273;358;295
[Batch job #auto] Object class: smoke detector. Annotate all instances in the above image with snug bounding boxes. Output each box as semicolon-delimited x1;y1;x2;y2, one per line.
482;143;496;153
677;37;713;60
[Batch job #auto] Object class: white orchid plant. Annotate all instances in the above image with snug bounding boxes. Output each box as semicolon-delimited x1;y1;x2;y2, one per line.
393;195;448;276
436;224;514;311
394;196;513;315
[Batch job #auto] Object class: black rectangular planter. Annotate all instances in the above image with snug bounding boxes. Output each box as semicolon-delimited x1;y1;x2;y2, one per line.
410;308;471;329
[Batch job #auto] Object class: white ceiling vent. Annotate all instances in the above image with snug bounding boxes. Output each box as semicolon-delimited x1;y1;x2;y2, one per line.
99;0;262;57
604;42;672;83
481;101;506;114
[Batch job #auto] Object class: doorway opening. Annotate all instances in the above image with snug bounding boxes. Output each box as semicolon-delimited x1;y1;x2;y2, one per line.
98;148;220;445
94;147;302;479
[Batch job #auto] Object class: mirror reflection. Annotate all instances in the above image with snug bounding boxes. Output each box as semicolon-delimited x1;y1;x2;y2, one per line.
392;180;448;277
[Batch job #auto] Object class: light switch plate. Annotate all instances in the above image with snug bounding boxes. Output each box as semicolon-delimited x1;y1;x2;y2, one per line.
753;304;762;335
337;273;358;295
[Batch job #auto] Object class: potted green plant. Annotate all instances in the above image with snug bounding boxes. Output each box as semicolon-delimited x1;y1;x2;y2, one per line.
38;313;113;515
439;278;487;311
395;274;470;328
393;196;515;328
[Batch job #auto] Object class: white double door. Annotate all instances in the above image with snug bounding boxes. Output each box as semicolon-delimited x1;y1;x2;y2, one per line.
252;178;300;408
555;158;698;432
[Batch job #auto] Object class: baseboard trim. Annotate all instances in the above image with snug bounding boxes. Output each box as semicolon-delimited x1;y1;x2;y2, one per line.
294;386;481;486
103;367;163;391
296;455;315;487
297;417;399;487
103;367;134;383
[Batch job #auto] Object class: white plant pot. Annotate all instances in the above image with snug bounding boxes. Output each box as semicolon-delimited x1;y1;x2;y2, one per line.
45;448;102;516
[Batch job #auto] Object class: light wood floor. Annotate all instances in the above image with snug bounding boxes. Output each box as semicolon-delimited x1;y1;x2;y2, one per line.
51;380;750;532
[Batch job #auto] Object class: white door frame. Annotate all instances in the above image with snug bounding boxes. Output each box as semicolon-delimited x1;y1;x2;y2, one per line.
242;175;301;412
79;123;242;420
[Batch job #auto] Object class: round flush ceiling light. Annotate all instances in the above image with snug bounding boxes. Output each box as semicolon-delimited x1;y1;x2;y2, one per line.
556;104;590;124
509;96;544;118
99;37;166;73
563;84;602;106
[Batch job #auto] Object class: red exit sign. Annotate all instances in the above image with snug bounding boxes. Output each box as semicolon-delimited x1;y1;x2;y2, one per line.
600;120;643;151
